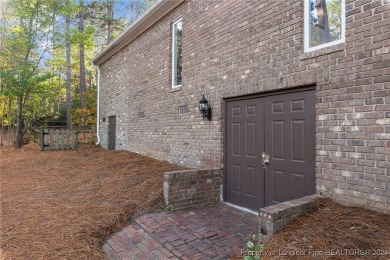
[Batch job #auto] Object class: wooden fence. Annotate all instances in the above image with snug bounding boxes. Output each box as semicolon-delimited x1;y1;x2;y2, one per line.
75;126;95;144
28;126;95;151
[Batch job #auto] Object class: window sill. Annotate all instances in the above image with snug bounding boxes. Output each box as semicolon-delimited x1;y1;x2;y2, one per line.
170;85;182;92
300;43;345;61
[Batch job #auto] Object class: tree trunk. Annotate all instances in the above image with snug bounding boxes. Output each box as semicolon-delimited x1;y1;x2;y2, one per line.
107;0;114;44
66;14;72;130
15;95;23;148
7;99;11;147
79;0;86;125
317;0;331;44
0;99;6;146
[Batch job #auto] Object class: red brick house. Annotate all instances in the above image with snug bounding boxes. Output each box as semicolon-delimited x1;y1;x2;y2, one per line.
92;0;390;213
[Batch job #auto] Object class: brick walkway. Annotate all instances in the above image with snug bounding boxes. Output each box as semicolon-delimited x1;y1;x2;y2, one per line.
103;204;258;259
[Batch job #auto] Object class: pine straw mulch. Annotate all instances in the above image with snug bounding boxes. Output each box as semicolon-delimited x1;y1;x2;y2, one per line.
239;197;390;260
0;141;184;259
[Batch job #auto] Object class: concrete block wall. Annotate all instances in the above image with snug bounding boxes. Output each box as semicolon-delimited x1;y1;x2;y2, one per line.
99;0;390;212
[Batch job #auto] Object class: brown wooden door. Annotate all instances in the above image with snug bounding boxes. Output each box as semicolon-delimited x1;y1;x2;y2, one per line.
225;89;315;211
226;99;265;211
264;90;316;206
108;116;116;150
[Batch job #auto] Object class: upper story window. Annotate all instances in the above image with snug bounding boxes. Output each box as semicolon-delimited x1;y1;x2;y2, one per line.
172;19;183;88
304;0;345;52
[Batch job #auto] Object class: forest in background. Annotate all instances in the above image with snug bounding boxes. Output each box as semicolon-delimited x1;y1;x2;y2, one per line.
0;0;156;148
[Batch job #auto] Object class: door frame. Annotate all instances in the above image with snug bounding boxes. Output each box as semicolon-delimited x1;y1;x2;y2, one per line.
223;85;316;203
108;115;116;150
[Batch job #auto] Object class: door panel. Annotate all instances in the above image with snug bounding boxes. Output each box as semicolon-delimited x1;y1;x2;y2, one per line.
264;90;316;206
108;115;116;150
226;99;264;211
272;169;285;203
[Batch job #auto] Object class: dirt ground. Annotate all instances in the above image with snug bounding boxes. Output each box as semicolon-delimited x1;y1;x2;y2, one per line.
0;140;183;259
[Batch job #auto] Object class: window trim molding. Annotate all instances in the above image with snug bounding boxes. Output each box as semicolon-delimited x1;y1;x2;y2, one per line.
304;0;346;53
171;18;183;89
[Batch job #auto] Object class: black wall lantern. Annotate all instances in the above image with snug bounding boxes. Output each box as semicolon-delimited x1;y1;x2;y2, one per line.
199;94;212;121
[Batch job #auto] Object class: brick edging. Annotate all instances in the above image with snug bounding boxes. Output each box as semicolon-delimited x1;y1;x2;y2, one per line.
258;195;321;241
163;169;223;210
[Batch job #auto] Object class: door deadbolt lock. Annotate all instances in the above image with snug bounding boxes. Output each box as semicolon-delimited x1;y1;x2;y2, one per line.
262;152;269;169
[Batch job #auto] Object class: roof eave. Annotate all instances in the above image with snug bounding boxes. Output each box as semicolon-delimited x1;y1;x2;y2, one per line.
92;0;184;66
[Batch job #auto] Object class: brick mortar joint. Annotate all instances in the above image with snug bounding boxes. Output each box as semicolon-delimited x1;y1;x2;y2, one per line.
258;195;321;242
163;168;223;211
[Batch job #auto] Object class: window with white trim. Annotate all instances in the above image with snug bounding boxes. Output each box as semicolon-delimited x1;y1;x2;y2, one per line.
304;0;345;52
172;19;183;88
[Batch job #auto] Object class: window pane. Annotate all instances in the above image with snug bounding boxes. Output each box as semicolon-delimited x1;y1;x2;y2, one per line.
309;0;342;48
174;21;182;86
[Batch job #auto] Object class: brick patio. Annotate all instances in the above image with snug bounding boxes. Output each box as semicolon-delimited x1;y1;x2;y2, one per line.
103;204;258;259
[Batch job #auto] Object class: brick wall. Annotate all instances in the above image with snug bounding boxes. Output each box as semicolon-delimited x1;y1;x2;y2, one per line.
99;0;390;212
163;169;222;210
258;195;319;242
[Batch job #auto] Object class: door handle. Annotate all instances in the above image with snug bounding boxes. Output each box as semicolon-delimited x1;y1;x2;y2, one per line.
262;152;269;169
